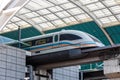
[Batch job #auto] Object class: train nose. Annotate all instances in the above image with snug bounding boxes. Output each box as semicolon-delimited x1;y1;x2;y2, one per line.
96;42;105;47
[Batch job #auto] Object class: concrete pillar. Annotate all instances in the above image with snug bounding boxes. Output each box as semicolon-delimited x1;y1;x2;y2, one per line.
104;58;120;79
52;65;79;80
34;68;52;80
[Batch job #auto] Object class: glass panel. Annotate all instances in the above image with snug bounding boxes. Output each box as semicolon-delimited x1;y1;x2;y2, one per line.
93;10;105;18
39;22;55;30
2;27;10;32
48;6;63;12
39;23;49;28
32;18;43;23
30;0;53;9
63;18;71;23
15;21;30;27
3;0;120;33
116;14;120;20
26;1;41;10
86;2;105;11
24;12;39;18
56;11;70;18
19;8;31;14
109;16;117;22
37;9;51;15
49;0;68;4
61;3;76;9
32;17;47;24
45;14;58;20
75;14;88;19
100;18;110;24
6;24;18;29
39;17;47;22
69;17;77;22
102;9;112;15
68;8;83;15
60;34;82;41
96;2;105;8
110;6;120;14
103;0;117;6
52;20;65;26
11;17;21;22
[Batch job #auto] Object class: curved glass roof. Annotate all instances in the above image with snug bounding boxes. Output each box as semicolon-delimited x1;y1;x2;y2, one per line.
1;0;120;33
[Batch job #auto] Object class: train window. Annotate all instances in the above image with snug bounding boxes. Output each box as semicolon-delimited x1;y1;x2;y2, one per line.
60;34;82;41
35;37;53;45
26;41;33;46
91;37;100;42
54;35;58;42
88;35;101;42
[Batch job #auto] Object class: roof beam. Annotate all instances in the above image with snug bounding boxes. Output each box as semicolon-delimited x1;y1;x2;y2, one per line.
0;0;12;12
0;0;30;31
0;7;21;31
26;13;88;25
15;15;45;34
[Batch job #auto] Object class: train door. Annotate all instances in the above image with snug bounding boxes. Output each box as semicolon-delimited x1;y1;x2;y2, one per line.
53;34;59;48
54;34;59;42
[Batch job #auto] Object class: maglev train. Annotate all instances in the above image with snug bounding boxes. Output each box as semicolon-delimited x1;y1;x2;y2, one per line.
7;30;104;54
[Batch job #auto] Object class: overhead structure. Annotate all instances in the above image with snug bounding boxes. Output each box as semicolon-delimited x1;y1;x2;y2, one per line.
0;0;30;32
0;0;120;37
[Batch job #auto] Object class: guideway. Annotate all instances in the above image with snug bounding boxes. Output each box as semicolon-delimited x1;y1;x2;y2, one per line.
26;44;120;69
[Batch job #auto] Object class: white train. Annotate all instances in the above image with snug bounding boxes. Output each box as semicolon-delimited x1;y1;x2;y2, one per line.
8;30;104;54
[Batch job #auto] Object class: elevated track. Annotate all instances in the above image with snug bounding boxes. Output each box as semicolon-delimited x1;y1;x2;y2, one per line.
26;44;120;69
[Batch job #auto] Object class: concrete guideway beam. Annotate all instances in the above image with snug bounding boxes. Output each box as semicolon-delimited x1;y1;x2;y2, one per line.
27;44;120;69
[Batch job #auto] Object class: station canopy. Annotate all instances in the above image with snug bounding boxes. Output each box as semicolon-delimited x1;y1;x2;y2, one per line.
0;0;120;34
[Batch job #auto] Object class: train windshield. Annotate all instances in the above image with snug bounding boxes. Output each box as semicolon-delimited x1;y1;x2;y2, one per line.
34;36;53;45
87;34;101;43
60;34;82;41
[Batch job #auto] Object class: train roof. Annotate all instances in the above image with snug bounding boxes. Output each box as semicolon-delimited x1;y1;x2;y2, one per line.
21;30;87;41
5;30;90;44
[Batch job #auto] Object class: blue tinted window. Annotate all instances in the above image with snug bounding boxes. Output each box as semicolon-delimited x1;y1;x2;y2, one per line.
60;34;81;41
